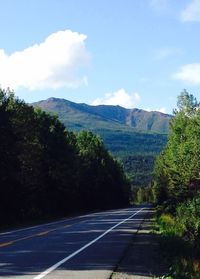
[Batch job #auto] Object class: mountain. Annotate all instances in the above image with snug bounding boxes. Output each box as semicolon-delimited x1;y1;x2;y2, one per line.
32;97;171;186
32;97;172;134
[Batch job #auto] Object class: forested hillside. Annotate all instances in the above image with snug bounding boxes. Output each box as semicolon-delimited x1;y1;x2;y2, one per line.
0;88;130;227
32;98;169;187
152;90;200;278
33;97;172;134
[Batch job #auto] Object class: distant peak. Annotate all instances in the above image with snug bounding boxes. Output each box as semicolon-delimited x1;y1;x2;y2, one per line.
46;97;72;103
47;97;57;101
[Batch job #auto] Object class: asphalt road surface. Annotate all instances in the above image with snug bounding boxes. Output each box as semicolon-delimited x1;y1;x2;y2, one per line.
0;205;151;279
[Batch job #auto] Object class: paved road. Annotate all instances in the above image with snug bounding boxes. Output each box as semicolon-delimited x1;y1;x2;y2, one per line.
0;205;151;279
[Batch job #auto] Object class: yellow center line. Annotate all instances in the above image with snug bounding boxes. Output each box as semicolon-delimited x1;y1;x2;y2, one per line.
0;241;14;248
37;231;50;236
63;224;70;228
0;223;72;248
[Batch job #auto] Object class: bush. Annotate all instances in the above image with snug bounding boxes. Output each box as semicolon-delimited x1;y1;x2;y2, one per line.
158;213;175;235
157;195;200;278
175;195;200;243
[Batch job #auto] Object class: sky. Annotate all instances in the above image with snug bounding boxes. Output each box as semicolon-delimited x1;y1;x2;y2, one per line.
0;0;200;114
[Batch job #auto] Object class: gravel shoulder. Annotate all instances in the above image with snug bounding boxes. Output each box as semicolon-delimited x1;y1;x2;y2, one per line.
111;208;167;279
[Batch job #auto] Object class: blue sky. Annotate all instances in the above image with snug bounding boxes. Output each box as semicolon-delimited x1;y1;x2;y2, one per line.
0;0;200;114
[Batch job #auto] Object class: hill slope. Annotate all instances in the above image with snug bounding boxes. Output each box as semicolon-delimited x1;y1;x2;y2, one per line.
32;97;172;133
32;97;171;186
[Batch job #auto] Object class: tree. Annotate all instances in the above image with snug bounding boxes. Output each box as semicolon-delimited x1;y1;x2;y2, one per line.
175;89;199;117
0;89;20;223
76;131;130;210
153;91;200;207
0;89;130;227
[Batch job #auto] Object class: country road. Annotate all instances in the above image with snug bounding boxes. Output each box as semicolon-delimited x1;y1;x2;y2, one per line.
0;205;151;279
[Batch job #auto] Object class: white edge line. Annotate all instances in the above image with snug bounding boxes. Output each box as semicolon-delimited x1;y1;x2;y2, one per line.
33;207;144;279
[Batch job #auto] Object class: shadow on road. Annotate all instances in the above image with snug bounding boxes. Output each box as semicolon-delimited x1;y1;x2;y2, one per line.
0;207;167;278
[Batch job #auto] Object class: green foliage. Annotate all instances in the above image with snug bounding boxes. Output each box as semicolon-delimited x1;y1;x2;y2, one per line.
75;131;130;210
0;88;130;227
122;155;155;186
158;214;175;234
153;91;200;278
175;89;199;117
101;130;167;156
175;196;200;243
131;186;154;204
153;90;200;206
160;235;200;279
157;196;200;279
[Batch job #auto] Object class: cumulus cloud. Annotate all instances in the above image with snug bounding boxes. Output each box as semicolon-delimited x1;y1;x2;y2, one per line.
173;63;200;84
181;0;200;22
0;30;90;90
91;89;141;109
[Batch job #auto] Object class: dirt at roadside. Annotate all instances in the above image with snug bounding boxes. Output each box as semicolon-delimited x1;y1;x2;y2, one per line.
111;209;168;279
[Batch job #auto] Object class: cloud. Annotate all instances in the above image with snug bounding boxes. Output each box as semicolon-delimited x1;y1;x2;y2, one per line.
181;0;200;22
0;30;90;90
91;89;141;109
146;107;167;113
173;63;200;84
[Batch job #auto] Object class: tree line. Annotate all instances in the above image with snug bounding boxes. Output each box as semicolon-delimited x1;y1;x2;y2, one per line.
153;89;200;206
0;88;130;227
152;90;200;278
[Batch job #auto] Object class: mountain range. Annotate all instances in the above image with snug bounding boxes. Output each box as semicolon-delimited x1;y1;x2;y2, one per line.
32;97;172;134
32;97;172;186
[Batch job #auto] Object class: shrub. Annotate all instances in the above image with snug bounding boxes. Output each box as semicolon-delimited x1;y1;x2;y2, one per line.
175;195;200;243
158;213;175;235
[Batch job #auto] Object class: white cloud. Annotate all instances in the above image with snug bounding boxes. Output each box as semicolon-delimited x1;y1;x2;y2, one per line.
181;0;200;22
173;63;200;84
146;107;167;113
0;30;90;90
91;89;141;109
156;107;167;113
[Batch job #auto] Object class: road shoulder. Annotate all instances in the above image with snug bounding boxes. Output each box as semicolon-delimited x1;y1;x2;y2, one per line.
111;209;167;279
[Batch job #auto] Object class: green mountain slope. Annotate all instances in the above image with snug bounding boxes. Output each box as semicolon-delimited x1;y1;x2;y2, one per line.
33;98;127;131
32;97;170;186
32;97;171;133
79;104;171;134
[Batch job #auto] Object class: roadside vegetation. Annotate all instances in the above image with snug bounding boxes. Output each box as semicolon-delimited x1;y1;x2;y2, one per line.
0;88;130;228
152;90;200;278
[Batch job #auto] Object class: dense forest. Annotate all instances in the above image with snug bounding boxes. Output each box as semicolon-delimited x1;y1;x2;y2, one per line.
152;90;200;278
121;154;155;187
0;88;130;227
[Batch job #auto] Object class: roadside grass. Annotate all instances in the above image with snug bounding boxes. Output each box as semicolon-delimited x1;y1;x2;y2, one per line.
158;234;200;279
154;204;200;279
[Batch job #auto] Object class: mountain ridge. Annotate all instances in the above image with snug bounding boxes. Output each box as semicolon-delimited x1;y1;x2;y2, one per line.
32;97;170;186
32;97;172;134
